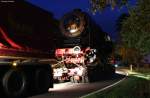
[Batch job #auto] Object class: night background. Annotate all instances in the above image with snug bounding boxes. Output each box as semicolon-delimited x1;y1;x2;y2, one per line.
25;0;135;41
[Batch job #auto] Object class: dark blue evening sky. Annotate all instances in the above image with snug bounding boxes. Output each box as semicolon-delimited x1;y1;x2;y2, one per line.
25;0;136;41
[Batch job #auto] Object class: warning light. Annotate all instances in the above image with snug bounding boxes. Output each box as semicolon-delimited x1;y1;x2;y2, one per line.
12;62;18;67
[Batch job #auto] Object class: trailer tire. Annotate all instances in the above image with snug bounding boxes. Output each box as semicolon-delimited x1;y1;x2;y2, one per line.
34;69;50;93
2;69;27;97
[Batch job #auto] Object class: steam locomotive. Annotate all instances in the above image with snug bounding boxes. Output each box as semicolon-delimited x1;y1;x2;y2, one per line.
54;9;115;83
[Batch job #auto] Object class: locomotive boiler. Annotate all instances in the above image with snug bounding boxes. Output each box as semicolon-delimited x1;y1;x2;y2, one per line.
54;9;115;83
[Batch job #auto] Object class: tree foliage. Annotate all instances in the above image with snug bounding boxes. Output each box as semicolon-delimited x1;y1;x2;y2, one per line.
116;13;129;32
120;0;150;64
90;0;128;13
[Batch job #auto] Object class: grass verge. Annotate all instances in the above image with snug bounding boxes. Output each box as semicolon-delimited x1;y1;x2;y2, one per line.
82;69;150;98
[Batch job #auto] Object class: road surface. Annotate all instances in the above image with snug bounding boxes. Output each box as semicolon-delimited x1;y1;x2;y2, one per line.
29;73;125;98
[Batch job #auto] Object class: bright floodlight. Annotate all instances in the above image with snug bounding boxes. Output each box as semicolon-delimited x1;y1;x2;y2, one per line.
69;29;78;33
67;23;79;33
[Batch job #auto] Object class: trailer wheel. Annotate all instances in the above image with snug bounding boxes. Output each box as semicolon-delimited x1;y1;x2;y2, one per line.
2;69;27;97
35;69;50;93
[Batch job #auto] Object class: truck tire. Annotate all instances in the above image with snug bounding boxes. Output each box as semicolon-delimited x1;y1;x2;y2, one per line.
2;69;27;97
34;69;50;93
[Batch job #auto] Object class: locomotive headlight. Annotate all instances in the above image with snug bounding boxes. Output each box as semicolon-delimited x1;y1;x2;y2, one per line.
67;23;79;33
69;29;78;33
60;13;84;37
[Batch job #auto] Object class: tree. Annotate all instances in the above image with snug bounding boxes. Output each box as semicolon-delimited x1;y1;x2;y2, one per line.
90;0;128;14
116;13;129;32
120;0;150;66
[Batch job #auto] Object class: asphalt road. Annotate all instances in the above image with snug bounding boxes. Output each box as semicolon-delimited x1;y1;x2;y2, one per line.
29;73;125;98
